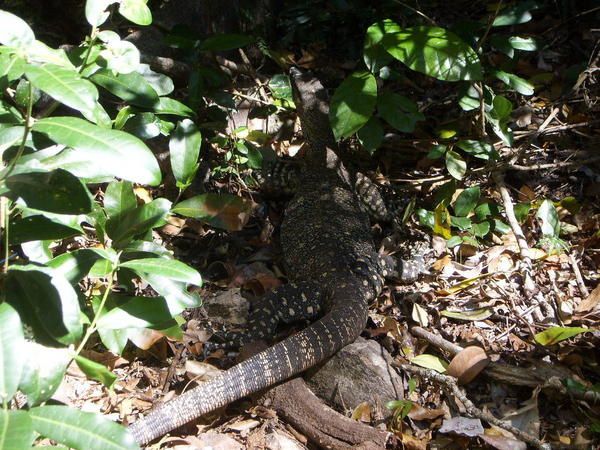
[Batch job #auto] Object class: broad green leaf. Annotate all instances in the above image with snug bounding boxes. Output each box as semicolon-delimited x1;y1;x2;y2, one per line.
427;144;447;160
6;265;82;345
514;202;531;222
33;117;161;185
104;180;137;220
153;97;194;117
460;140;497;161
493;219;511;235
9;214;84;244
199;33;255;51
446;235;462;248
30;405;139;450
0;126;24;159
433;204;452;239
21;239;52;263
106;198;171;247
0;52;26;84
19;342;70;405
474;203;497;221
472;221;491;237
490;69;534;95
99;39;140;74
0;10;35;49
85;0;113;26
445;149;466;180
123;112;161;139
0;303;26;402
454;187;480;217
97;296;177;330
415;208;434;229
356;117;384;154
441;308;492;321
119;0;152;25
534;326;588;346
490;95;513;120
48;248;115;284
411;354;448;373
0;410;35;450
493;1;540;27
137;64;173;96
90;69;159;108
450;216;472;231
536;199;560;237
383;26;482;81
6;169;93;214
363;19;400;73
24;63;102;122
377;92;424;132
75;355;117;388
330;71;377;140
133;273;201;315
172;193;253;231
269;74;292;100
169;119;201;190
120;258;201;285
508;36;539;51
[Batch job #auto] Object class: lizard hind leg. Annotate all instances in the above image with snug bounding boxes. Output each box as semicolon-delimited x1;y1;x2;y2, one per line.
209;281;325;350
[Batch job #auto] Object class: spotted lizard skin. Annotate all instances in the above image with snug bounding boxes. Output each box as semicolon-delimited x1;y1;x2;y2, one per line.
128;68;421;445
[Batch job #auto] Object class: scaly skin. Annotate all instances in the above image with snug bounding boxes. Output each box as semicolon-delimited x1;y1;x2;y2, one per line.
129;68;410;445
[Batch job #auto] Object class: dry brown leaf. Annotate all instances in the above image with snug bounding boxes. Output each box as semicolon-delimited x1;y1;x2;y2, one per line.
401;432;429;450
446;346;490;385
227;419;261;432
575;283;600;313
432;254;452;272
351;402;372;423
407;404;446;421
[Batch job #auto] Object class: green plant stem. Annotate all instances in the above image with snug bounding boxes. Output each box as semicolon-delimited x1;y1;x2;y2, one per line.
1;197;8;274
1;82;34;182
74;266;116;356
475;0;503;53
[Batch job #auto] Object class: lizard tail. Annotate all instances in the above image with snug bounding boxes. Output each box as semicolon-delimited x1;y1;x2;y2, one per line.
129;303;367;444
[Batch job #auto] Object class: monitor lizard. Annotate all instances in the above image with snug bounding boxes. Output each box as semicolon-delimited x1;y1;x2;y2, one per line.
128;67;422;445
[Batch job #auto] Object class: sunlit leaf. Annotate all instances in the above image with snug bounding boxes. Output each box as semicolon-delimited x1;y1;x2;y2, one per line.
330;71;377;140
534;326;588;346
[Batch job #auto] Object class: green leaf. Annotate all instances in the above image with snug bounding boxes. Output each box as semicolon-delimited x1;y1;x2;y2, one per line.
90;69;159;108
153;97;194;117
0;10;35;49
172;193;253;232
118;0;152;25
269;74;292;100
493;219;511;235
9;214;83;244
357;116;384;154
19;342;70;406
85;0;112;27
377;93;424;133
30;405;139;450
383;26;482;81
0;410;35;449
509;36;539;51
33;116;161;185
490;69;534;95
0;126;25;160
427;144;447;160
169;119;201;190
450;216;472;231
97;295;177;330
446;235;462;248
199;33;255;51
99;39;141;75
456;140;496;160
6;265;82;345
120;258;201;285
363;19;400;73
122;112;161;140
441;308;493;321
75;355;117;388
514;202;531;222
411;354;448;373
493;1;540;27
137;63;173;96
536;199;560;237
0;303;26;403
330;71;377;140
6;169;93;214
106;198;171;247
104;180;137;220
454;187;480;217
130;273;201;315
471;221;491;237
445;149;466;180
534;326;588;346
48;248;115;284
24;63;103;123
490;95;513;120
415;208;434;229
